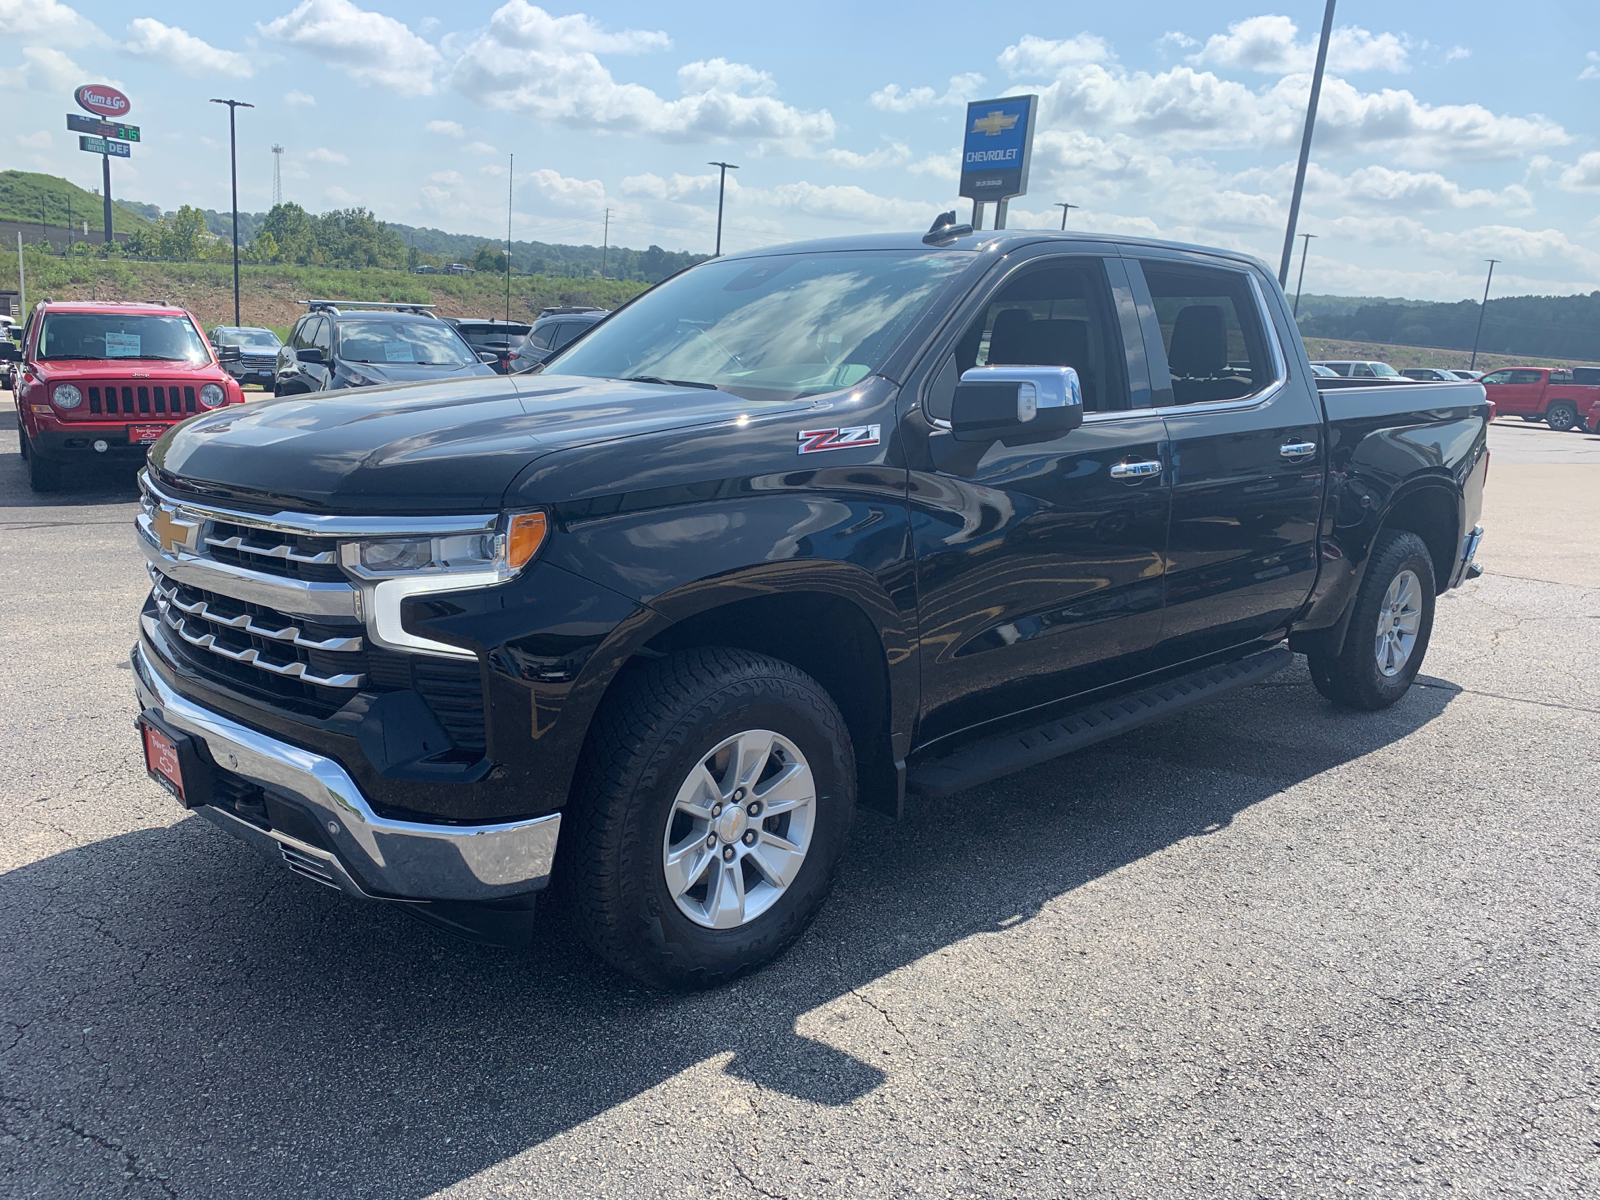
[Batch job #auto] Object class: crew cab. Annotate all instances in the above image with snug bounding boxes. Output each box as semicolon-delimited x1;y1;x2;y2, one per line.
5;300;245;492
129;229;1488;988
1479;366;1600;431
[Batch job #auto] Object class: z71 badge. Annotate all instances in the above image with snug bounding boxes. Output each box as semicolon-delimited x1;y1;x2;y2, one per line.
798;425;881;454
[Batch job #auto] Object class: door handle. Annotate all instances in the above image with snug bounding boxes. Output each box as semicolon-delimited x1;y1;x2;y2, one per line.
1110;460;1162;480
1280;442;1317;460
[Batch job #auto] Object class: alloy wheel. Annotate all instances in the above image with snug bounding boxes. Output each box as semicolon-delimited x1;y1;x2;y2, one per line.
1375;569;1422;678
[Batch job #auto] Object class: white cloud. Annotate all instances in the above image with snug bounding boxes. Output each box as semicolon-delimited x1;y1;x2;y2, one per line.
284;89;316;106
463;140;497;154
1445;46;1470;63
0;0;104;43
123;19;254;78
307;147;349;164
15;130;50;149
868;72;987;113
0;45;85;93
908;151;960;181
260;0;441;93
1192;15;1410;74
1159;32;1198;52
1581;51;1600;81
999;33;1113;75
426;119;465;136
1558;152;1600;193
824;142;912;170
326;186;361;205
678;58;774;97
448;1;832;149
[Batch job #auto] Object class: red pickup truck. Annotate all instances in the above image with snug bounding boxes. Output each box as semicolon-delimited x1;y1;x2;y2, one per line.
4;300;246;491
1478;366;1600;431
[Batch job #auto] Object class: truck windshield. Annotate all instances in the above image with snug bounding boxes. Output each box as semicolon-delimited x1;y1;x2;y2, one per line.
542;251;970;401
38;313;209;363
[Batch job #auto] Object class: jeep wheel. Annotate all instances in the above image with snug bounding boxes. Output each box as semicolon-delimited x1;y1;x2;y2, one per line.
1546;402;1578;432
1307;529;1436;711
567;647;855;989
27;445;61;493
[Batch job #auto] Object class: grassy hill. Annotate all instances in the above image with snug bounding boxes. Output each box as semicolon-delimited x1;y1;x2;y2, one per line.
0;171;156;237
0;250;649;332
1300;337;1599;372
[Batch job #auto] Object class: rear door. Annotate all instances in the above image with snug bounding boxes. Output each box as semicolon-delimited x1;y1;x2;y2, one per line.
1125;253;1325;662
905;248;1171;747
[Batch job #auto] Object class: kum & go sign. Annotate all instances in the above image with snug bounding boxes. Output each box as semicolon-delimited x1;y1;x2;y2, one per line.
76;84;131;118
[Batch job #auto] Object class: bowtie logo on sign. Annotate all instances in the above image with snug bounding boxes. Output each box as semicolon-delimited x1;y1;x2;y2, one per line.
971;110;1019;137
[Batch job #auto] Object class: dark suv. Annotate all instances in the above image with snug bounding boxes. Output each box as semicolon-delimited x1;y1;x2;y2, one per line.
507;307;608;373
445;318;532;375
273;301;498;396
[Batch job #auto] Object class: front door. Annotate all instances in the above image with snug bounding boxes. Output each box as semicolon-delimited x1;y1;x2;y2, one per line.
905;252;1171;748
1127;254;1324;662
1479;368;1542;416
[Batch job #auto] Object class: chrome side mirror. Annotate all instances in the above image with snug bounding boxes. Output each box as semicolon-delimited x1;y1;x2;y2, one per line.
950;365;1083;442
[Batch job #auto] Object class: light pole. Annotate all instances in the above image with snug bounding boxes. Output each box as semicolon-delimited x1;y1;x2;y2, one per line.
1469;259;1500;371
1055;202;1079;231
708;161;738;256
1278;0;1336;285
1292;233;1317;317
210;98;254;327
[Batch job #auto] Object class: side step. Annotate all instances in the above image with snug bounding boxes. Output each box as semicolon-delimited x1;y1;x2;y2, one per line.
906;646;1293;799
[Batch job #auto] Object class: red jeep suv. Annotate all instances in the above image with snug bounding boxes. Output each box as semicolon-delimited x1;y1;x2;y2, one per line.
9;300;245;492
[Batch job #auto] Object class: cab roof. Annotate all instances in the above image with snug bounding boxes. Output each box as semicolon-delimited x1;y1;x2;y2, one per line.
35;299;193;316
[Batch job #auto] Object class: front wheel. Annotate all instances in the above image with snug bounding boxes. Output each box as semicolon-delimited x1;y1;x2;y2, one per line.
1307;529;1436;711
565;647;856;989
1546;402;1578;432
26;443;61;492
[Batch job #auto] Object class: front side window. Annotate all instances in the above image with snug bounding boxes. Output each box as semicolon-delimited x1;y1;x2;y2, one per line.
1480;370;1512;385
1352;363;1376;377
1135;262;1273;404
292;318;319;352
544;251;970;402
38;312;209;363
1508;369;1544;384
334;319;477;365
1371;362;1401;377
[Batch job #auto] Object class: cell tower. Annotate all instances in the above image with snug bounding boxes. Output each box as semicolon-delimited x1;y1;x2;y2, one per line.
271;144;284;206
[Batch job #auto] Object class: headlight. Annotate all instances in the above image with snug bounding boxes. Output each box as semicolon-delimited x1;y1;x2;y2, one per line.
339;512;549;657
52;384;82;409
199;383;227;408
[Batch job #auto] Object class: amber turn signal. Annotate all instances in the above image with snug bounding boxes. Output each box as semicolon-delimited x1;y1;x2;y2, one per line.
507;512;548;570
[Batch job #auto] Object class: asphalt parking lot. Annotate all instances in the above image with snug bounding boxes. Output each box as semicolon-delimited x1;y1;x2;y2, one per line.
1;409;1596;1199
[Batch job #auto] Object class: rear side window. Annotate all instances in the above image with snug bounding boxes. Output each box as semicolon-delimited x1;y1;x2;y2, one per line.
526;323;555;350
1549;369;1573;384
1134;261;1273;405
550;322;585;351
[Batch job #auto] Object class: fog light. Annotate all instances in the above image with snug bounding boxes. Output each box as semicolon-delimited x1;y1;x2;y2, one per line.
92;439;109;453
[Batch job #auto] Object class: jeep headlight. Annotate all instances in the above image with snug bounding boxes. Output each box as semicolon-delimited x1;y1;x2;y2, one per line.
199;383;227;408
53;384;83;409
339;512;549;657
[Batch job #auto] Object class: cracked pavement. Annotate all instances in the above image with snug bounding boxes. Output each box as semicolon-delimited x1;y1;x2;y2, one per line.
1;415;1597;1199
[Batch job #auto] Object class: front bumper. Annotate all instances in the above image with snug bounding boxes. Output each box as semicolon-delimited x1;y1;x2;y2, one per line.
29;427;163;462
131;642;560;903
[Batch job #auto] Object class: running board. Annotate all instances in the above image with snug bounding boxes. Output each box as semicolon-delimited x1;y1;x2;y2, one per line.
906;646;1294;799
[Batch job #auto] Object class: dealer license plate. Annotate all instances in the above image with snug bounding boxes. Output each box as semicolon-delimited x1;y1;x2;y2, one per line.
128;424;166;444
142;722;185;801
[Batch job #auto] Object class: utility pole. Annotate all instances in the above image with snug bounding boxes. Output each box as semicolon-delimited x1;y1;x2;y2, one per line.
66;194;72;255
1054;202;1079;231
708;161;738;256
271;144;283;207
1469;259;1500;371
1292;233;1317;317
1279;0;1337;285
600;207;611;280
506;153;514;323
210;98;254;328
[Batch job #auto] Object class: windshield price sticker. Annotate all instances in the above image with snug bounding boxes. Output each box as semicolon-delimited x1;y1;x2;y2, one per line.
105;332;141;357
383;342;414;363
959;95;1038;203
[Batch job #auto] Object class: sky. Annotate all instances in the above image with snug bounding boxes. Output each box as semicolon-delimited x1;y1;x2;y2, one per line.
1;0;1596;300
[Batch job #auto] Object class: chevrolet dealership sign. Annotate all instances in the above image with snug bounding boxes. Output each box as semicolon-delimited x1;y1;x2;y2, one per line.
959;95;1038;204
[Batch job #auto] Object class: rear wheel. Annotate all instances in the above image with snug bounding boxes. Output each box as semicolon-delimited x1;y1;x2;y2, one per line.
565;647;856;989
1307;529;1436;711
1546;402;1578;432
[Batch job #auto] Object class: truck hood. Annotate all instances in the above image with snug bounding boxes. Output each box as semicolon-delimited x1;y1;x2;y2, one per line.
150;375;807;513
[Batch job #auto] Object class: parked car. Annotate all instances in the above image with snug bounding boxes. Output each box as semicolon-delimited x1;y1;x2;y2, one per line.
207;325;283;390
1402;367;1460;381
1477;366;1600;431
1308;363;1340;378
3;299;245;492
0;318;17;390
270;301;498;396
131;228;1488;987
444;317;532;375
1311;360;1411;380
1444;369;1482;381
507;307;609;373
1587;399;1600;434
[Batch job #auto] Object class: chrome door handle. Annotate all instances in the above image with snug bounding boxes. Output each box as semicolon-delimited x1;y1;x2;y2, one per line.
1280;441;1317;459
1110;461;1162;480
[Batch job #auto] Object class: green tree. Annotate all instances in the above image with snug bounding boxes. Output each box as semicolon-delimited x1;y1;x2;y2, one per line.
316;207;406;268
258;202;317;264
246;230;280;264
471;242;509;274
155;206;206;260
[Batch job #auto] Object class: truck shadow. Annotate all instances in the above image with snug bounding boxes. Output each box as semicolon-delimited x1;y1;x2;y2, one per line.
0;663;1455;1198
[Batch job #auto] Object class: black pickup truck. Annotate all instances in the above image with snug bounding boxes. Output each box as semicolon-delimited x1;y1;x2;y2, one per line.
131;229;1488;987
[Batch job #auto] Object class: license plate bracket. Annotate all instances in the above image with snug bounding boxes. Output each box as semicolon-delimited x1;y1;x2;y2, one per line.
128;423;166;444
136;711;214;808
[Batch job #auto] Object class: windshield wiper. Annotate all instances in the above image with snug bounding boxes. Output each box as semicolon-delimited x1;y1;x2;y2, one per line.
625;376;719;390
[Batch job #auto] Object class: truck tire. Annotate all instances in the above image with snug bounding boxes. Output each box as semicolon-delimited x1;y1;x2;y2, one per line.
1306;529;1436;711
565;647;856;989
1545;401;1579;432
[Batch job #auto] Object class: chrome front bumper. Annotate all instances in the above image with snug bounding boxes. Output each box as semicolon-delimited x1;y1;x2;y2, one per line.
131;643;560;903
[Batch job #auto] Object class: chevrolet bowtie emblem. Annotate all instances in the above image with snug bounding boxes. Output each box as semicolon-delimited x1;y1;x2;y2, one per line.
971;110;1019;136
151;506;199;555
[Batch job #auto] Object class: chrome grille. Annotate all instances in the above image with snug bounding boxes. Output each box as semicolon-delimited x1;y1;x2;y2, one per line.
202;520;345;582
280;844;340;889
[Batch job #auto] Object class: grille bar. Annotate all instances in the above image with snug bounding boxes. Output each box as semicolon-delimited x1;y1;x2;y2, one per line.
153;578;361;652
203;534;338;566
162;608;365;688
